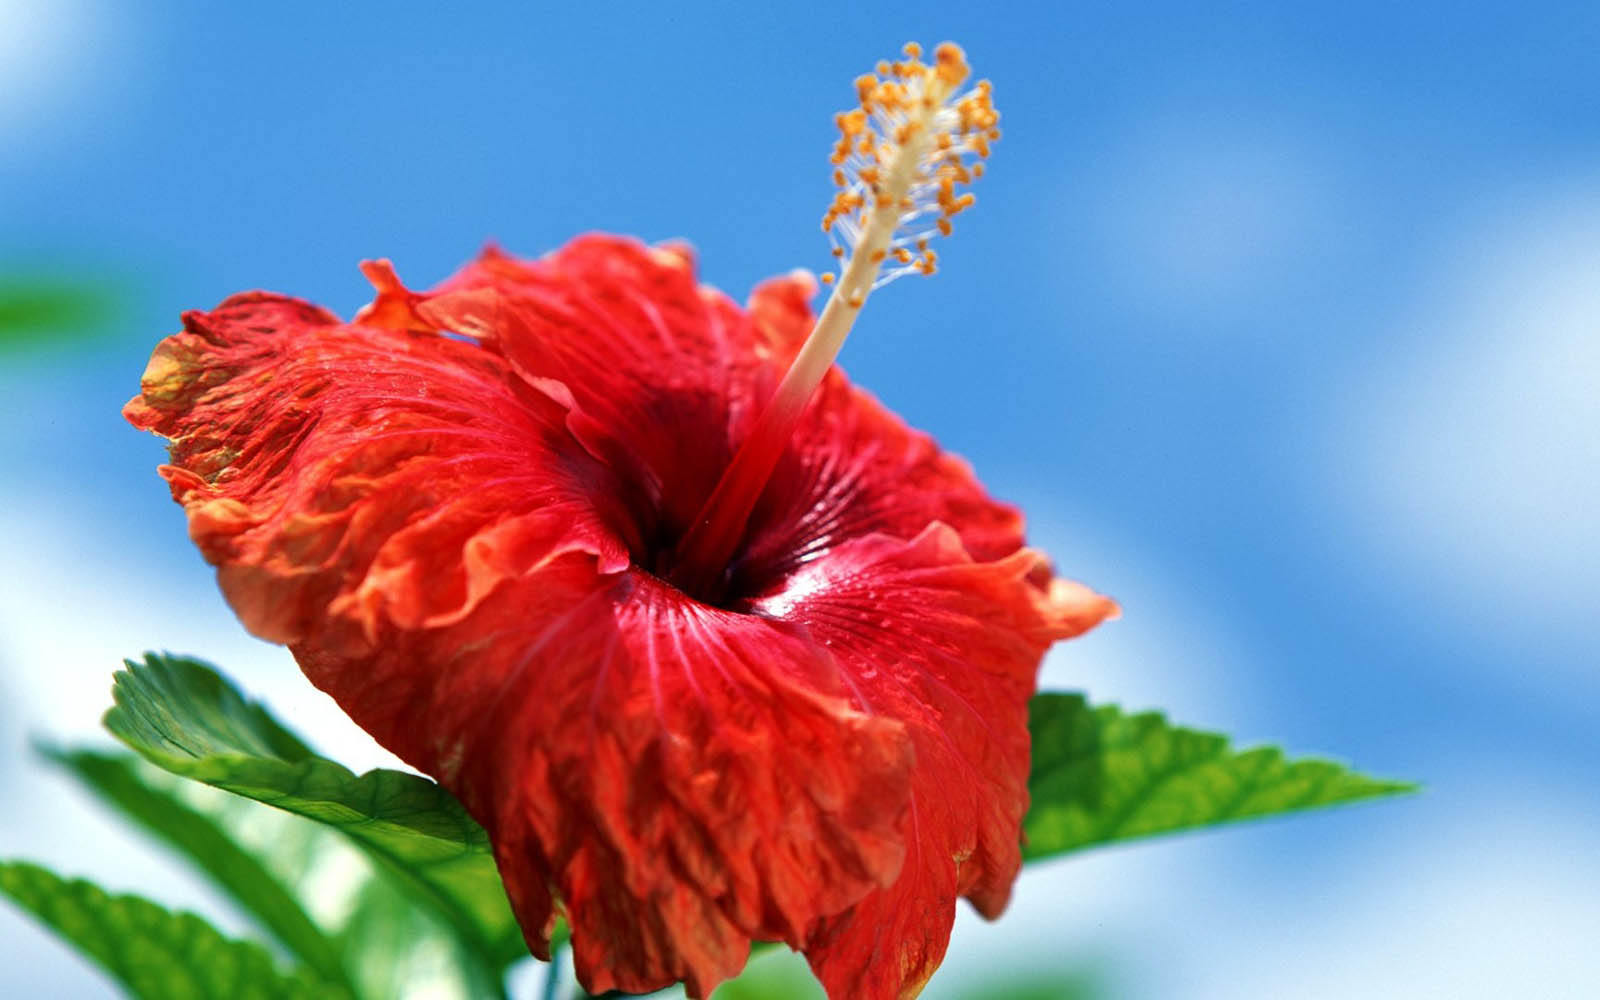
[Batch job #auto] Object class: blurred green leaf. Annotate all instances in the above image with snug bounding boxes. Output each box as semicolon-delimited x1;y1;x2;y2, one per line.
0;277;114;348
1023;693;1416;861
709;948;822;1000
0;860;344;1000
951;968;1105;1000
215;812;509;1000
41;746;350;991
702;951;1104;1000
337;869;513;1000
104;654;527;985
66;755;507;1000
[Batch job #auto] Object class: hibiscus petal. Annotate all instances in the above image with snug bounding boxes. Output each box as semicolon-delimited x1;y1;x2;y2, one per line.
394;236;786;542
126;276;923;999
123;292;632;652
756;525;1116;999
311;563;915;997
746;268;821;360
735;372;1029;592
128;238;1116;1000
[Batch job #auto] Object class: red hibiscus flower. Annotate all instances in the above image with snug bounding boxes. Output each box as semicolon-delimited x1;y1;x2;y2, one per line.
125;44;1115;1000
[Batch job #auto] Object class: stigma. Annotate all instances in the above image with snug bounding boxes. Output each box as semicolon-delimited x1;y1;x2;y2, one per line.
667;42;997;600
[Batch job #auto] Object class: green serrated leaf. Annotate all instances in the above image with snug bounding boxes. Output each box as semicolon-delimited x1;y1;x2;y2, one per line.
75;768;499;1000
0;860;345;1000
1023;693;1416;861
40;747;350;991
104;654;527;983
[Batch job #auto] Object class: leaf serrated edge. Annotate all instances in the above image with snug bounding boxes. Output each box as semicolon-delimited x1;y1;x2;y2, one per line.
1022;691;1419;862
104;653;526;985
0;859;346;1000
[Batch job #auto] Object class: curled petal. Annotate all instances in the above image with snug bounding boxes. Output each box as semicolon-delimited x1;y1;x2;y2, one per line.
747;269;821;360
124;292;631;652
757;525;1116;998
297;560;916;997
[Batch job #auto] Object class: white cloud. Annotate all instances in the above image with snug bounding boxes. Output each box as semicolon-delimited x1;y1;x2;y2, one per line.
0;488;409;774
0;1;102;134
1020;498;1261;730
1185;786;1600;999
931;776;1600;1000
1328;185;1600;682
0;487;411;998
1071;112;1342;326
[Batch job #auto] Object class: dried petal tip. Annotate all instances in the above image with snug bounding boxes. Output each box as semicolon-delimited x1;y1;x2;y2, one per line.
822;41;998;287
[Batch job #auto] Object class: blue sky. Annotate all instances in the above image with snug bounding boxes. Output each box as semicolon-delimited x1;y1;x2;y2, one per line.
2;2;1596;996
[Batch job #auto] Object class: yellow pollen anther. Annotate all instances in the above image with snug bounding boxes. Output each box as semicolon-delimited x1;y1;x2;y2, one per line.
814;44;996;314
813;38;997;316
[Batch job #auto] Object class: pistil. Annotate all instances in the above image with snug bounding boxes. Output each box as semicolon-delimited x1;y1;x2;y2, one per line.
668;42;998;599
